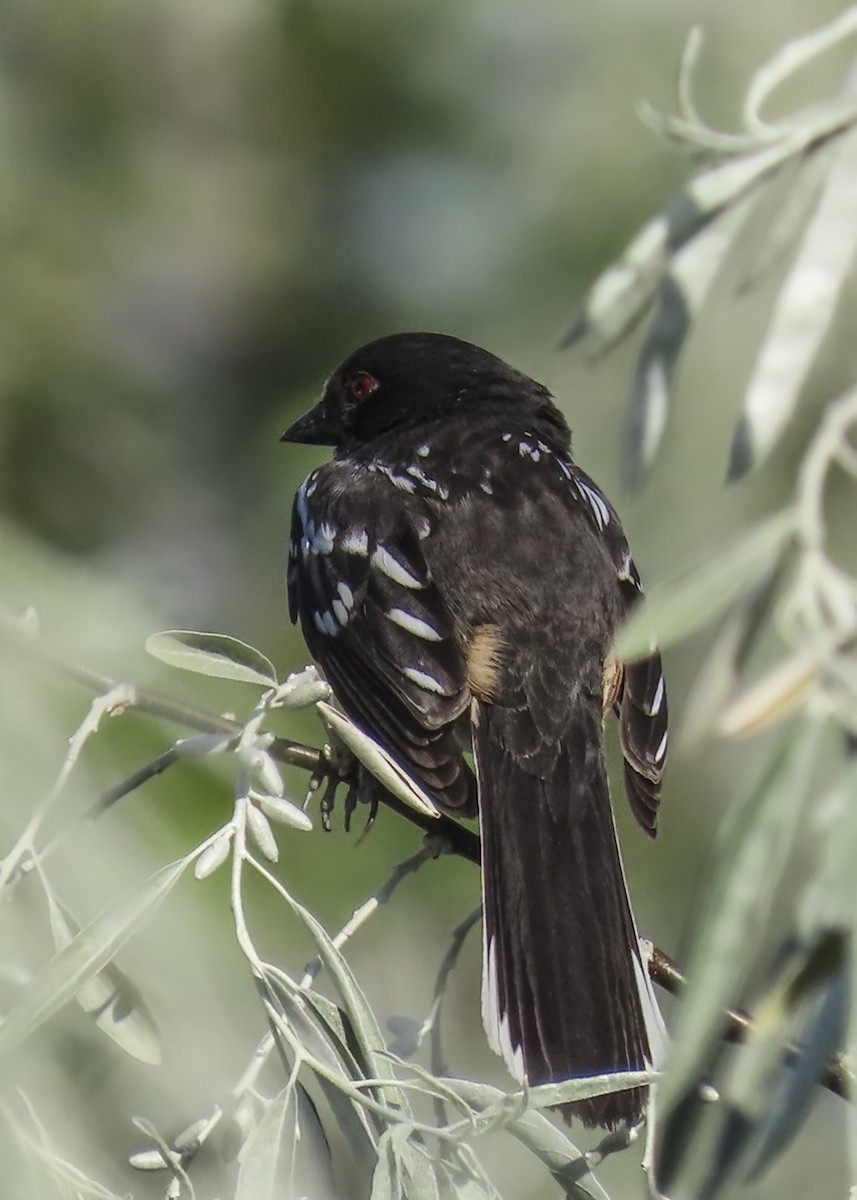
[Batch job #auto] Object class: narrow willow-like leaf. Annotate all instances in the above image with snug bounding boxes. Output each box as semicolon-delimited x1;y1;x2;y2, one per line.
443;1079;610;1200
401;1135;442;1200
564;212;671;352
804;761;857;929
845;772;857;1197
653;721;822;1194
235;1083;298;1200
6;1098;126;1199
688;133;803;215
729;113;857;479
677;938;847;1199
526;1071;656;1110
568;128;823;358
273;881;407;1108
797;756;857;1195
317;702;440;820
296;1082;339;1198
274;986;378;1174
297;901;402;1091
717;653;816;738
615;511;795;661
742;967;847;1184
0;857;189;1057
700;959;810;1199
370;1127;440;1200
680;567;783;749
370;1129;401;1200
437;1165;498;1200
46;894;161;1065
625;194;757;487
145;630;277;686
736;150;830;293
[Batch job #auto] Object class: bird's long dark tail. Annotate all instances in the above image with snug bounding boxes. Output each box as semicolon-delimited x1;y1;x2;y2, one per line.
473;701;663;1128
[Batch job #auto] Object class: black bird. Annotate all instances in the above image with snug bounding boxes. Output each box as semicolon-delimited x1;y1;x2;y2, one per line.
282;332;667;1128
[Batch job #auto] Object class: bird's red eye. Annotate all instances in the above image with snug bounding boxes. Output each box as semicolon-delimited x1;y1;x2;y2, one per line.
349;371;379;402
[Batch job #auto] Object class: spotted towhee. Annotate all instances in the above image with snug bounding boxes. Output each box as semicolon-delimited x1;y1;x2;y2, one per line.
282;332;667;1128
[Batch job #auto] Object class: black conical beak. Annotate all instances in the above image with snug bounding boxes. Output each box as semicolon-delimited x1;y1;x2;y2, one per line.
280;401;338;446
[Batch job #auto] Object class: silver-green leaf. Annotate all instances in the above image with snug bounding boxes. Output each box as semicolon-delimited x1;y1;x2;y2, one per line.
235;1084;298;1200
729;100;857;479
254;791;313;832
46;893;162;1065
615;510;795;662
443;1078;610;1200
274;881;407;1107
653;721;822;1191
317;702;440;820
0;857;190;1057
145;630;277;686
625;193;758;488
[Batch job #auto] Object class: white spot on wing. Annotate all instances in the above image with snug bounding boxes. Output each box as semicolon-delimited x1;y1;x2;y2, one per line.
307;521;334;555
336;580;354;609
341;528;369;556
370;462;416;493
386;607;442;641
416;443;430;457
649;675;665;716
406;464;440;491
296;483;310;526
655;730;668;762
331;598;349;626
313;610;340;637
578;480;610;530
617;550;634;581
402;666;447;695
371;546;424;589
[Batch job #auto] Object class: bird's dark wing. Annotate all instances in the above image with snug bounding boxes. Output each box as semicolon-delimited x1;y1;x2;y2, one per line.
288;462;473;811
567;464;668;837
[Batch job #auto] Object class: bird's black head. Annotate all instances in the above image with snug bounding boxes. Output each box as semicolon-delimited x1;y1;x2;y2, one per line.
281;332;569;449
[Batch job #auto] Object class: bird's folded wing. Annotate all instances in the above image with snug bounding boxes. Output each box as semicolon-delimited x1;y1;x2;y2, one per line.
569;464;668;835
288;465;471;801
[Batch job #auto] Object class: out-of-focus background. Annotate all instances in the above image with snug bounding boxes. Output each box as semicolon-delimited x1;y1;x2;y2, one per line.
1;1;853;1196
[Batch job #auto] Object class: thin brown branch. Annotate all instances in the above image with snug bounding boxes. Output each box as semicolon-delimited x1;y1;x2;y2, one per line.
1;608;482;859
649;945;851;1100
